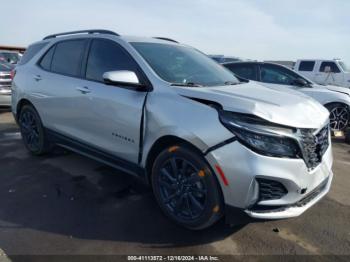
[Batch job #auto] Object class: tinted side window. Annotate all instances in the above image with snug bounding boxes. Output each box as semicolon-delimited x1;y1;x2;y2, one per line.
225;64;257;80
86;39;140;82
18;42;48;65
319;62;341;73
51;40;86;77
298;61;315;71
39;46;55;70
260;64;300;85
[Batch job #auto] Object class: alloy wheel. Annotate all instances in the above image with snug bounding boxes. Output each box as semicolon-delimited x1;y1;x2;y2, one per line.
20;111;40;151
158;157;207;221
329;106;349;131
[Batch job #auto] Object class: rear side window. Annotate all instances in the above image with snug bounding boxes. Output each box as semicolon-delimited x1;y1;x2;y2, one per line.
39;46;55;71
298;61;315;71
86;39;140;82
51;40;86;77
319;62;341;73
225;63;257;80
18;42;48;65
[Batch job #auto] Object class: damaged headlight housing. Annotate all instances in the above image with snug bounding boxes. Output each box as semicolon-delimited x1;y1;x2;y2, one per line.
219;111;301;158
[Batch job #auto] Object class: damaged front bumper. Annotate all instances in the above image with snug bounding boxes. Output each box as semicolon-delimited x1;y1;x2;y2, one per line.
205;138;333;224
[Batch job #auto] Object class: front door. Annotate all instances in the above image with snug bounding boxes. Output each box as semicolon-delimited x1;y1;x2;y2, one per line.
76;39;148;163
314;61;344;86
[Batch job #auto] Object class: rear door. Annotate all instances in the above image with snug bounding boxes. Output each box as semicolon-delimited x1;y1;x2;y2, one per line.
32;39;89;137
76;39;148;163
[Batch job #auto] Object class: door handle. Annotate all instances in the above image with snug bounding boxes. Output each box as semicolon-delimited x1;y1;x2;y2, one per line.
34;75;42;81
76;86;91;94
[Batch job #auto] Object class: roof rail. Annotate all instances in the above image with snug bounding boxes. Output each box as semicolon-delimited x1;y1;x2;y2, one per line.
43;29;119;40
153;37;178;43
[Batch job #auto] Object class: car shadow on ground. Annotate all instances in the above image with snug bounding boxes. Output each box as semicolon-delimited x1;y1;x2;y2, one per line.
0;107;11;114
0;138;245;248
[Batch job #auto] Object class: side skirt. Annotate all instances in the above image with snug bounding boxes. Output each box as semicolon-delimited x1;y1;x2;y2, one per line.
46;129;147;182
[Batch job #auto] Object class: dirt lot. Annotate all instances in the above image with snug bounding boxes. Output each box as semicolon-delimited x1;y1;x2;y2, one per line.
0;108;349;260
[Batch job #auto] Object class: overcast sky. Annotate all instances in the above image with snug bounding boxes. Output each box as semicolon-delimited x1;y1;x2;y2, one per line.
2;0;349;63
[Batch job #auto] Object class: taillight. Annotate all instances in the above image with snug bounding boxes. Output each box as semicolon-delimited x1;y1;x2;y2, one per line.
10;69;16;80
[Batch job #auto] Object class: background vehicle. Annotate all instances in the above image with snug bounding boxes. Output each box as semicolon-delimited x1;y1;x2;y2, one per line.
12;30;333;229
294;59;350;88
0;50;21;65
224;61;350;131
0;62;14;107
209;55;242;63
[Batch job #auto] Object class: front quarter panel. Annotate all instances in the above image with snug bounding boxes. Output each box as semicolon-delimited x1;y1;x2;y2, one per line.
301;87;350;107
141;89;234;167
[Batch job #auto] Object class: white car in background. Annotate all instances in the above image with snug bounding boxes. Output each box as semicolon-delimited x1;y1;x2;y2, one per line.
224;61;350;131
0;62;14;106
294;59;350;88
0;50;22;65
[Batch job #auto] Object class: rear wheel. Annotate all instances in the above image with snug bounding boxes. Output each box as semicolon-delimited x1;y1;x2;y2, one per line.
325;103;350;131
18;105;52;155
151;145;223;230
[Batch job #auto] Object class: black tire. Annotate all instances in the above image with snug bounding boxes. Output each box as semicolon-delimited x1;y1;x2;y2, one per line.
325;103;350;131
18;104;52;155
151;144;224;230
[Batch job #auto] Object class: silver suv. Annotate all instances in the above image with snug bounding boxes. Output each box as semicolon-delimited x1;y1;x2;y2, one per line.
12;30;333;229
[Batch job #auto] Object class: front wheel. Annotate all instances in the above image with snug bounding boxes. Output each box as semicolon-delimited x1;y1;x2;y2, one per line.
325;103;350;131
151;145;224;230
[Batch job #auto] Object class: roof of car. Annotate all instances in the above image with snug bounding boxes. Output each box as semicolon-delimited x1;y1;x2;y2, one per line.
39;30;181;46
223;61;267;65
120;35;180;44
297;59;341;61
223;61;295;70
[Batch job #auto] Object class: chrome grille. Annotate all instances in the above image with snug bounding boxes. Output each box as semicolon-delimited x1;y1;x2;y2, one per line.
0;85;11;90
300;124;329;169
0;74;11;80
0;73;12;89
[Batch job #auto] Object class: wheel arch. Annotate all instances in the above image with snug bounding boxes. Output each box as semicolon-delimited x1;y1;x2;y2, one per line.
145;135;203;184
144;135;226;206
15;99;36;121
324;101;350;109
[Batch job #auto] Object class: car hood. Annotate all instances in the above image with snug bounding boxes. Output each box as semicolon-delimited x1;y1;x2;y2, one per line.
174;82;329;129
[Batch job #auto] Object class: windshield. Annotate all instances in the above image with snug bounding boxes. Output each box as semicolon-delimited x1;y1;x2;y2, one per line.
339;61;349;72
131;42;239;87
0;52;20;64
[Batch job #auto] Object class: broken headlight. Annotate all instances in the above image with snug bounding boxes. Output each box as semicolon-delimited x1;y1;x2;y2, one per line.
219;111;301;158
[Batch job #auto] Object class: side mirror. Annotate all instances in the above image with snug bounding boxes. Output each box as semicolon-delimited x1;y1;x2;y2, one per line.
103;70;148;90
292;78;308;87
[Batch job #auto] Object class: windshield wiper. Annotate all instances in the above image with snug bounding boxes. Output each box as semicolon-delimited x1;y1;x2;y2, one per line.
224;81;241;86
171;82;203;87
